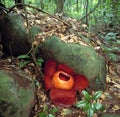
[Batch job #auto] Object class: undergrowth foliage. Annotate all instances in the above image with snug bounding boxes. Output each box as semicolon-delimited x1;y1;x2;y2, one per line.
75;90;105;117
17;54;44;68
39;106;58;117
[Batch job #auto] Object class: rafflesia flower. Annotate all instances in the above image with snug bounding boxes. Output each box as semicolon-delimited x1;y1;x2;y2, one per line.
44;59;89;107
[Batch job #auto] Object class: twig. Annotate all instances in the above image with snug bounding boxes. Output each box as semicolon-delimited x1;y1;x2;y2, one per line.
24;42;43;76
31;51;44;77
0;6;8;13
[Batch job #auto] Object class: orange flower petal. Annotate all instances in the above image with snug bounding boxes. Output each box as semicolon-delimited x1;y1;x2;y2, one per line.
73;74;89;90
50;88;76;107
44;59;57;77
57;63;75;75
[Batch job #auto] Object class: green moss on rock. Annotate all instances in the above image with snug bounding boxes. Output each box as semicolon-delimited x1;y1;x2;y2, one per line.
37;36;106;91
0;68;35;117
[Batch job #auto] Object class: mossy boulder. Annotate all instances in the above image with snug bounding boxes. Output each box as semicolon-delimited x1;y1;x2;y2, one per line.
0;13;31;56
37;36;106;91
0;67;35;117
29;25;42;41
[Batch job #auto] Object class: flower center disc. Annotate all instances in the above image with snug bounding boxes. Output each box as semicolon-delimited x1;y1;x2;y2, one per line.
52;71;74;90
59;73;70;81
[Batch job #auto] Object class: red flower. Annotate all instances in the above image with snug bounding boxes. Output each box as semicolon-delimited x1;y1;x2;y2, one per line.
44;59;89;107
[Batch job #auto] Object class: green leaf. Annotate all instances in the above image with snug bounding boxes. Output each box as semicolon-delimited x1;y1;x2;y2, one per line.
19;61;30;68
91;103;97;112
82;90;91;100
39;112;47;117
83;103;91;112
108;53;117;61
44;106;49;111
75;100;88;108
87;106;94;117
104;32;117;41
37;58;44;67
92;90;102;100
35;81;40;87
17;55;30;59
47;114;55;117
50;107;58;114
37;58;44;62
94;103;105;111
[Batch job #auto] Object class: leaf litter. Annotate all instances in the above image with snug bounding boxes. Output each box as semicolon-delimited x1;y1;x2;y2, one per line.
0;8;120;117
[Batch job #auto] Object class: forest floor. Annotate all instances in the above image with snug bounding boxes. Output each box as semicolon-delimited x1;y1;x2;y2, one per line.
0;9;120;117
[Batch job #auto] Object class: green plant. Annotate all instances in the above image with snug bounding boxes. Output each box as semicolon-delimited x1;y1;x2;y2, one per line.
75;90;104;117
39;106;58;117
36;58;44;67
108;53;117;62
17;55;31;68
104;32;117;41
101;45;119;62
17;54;44;68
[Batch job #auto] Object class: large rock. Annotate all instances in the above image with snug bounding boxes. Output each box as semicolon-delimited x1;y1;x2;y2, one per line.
37;36;106;90
0;67;35;117
0;13;31;56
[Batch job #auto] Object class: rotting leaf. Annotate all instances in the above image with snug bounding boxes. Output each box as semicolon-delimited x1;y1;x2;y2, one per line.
61;109;72;116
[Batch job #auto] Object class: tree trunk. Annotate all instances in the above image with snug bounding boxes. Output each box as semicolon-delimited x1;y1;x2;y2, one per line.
15;0;23;9
85;0;89;25
76;0;79;12
55;0;66;13
39;0;44;9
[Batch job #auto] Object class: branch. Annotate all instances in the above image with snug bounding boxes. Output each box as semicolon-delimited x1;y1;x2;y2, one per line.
0;6;9;13
8;3;71;27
